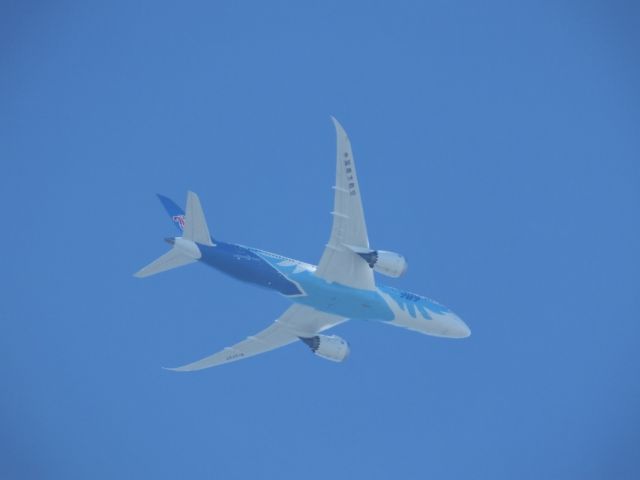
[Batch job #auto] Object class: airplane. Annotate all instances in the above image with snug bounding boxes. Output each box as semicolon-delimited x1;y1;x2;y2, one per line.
135;118;470;371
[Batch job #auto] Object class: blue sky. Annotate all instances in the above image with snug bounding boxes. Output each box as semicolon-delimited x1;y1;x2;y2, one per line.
2;1;639;478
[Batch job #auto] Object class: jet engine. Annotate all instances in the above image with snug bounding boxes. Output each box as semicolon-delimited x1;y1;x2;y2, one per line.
301;334;350;362
346;246;408;278
370;250;408;277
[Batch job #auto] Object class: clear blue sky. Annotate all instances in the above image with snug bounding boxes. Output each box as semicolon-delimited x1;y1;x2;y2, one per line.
2;1;639;478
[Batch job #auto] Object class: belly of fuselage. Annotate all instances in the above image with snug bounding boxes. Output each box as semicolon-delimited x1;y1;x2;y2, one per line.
289;275;395;320
198;243;303;296
198;242;394;320
196;242;469;337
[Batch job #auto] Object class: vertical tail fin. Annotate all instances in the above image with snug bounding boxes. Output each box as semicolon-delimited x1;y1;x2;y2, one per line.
157;194;186;233
134;191;213;278
183;191;214;246
156;192;214;245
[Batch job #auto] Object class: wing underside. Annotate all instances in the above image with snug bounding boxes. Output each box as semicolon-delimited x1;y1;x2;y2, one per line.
315;117;375;291
167;304;346;371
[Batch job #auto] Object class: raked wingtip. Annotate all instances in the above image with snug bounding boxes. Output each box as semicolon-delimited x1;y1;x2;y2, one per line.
162;366;185;372
330;116;349;140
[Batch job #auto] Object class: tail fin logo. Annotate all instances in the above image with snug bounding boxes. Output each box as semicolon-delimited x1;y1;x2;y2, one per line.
172;215;185;230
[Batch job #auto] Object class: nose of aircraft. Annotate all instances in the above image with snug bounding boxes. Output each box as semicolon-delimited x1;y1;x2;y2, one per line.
448;314;471;338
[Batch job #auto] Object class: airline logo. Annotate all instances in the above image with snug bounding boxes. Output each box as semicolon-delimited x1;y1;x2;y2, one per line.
172;215;185;230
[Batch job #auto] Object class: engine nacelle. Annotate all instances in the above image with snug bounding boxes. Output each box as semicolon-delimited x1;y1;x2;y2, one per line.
301;334;350;362
372;250;408;277
345;245;408;277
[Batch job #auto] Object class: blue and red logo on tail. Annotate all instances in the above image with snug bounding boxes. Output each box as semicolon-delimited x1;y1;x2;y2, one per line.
172;215;185;230
157;194;186;233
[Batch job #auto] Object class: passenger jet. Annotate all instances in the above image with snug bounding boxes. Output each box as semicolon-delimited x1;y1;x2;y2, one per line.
135;118;470;371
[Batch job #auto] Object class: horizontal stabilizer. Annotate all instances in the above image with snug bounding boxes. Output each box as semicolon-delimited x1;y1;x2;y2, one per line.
134;248;197;278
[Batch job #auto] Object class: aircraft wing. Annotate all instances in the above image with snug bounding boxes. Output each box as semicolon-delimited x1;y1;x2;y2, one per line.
166;304;346;371
315;118;375;291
